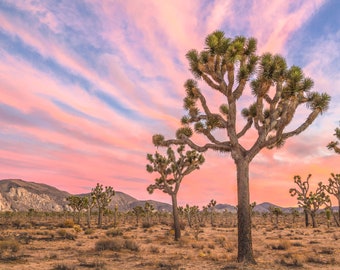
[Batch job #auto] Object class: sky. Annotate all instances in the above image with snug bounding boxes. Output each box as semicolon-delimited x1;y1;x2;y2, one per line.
0;0;339;208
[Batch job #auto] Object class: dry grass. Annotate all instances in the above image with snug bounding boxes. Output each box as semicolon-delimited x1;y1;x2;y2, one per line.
0;213;339;269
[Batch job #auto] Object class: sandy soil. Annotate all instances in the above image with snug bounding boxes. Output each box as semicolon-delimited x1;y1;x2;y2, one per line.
0;214;339;269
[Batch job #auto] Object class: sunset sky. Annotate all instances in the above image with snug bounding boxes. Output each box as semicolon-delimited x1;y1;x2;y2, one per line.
0;0;339;207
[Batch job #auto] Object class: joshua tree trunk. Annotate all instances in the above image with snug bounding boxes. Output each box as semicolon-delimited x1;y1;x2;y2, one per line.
98;207;103;228
304;210;309;227
311;212;317;228
87;207;91;228
171;194;181;241
236;159;255;264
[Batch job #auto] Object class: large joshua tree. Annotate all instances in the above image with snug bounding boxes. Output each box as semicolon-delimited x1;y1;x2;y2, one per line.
146;145;205;240
153;31;330;263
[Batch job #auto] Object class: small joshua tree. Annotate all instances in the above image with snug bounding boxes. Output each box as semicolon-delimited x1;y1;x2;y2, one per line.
147;145;205;240
289;175;312;227
307;182;330;228
143;202;154;226
269;206;282;228
132;206;144;226
66;195;88;225
91;183;115;228
324;173;340;223
327;126;340;154
207;199;217;226
290;175;330;228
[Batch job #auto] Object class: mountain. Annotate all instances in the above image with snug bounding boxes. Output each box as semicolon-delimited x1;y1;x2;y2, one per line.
0;179;171;212
215;203;237;213
0;179;71;211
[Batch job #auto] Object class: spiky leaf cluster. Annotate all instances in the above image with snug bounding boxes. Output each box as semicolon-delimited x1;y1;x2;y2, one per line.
91;183;115;209
327;126;340;154
146;145;205;196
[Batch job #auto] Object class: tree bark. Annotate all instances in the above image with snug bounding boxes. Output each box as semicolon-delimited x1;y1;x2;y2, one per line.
98;207;103;228
236;159;256;264
311;211;317;228
304;210;309;227
171;194;181;241
87;207;91;228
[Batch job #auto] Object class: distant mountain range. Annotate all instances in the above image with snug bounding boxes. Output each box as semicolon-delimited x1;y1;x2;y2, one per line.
0;179;337;213
0;179;172;212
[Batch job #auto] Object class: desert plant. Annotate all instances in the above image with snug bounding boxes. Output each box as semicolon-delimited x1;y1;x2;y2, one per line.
66;195;88;225
146;145;204;240
207;199;217;226
152;30;330;263
270;207;283;228
91;183;115;228
327;125;340;154
324;173;340;225
106;228;123;237
290;175;312;227
132;206;144;226
0;239;20;255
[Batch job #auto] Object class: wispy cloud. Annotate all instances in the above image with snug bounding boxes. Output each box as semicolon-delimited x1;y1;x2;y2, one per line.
0;0;338;206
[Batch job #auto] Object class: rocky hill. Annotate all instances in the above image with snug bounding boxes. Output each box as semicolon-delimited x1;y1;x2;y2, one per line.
0;179;172;212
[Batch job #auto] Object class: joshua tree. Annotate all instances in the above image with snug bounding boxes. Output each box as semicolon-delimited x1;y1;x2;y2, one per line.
327;126;340;154
152;31;330;263
289;175;312;227
66;195;88;225
132;205;144;226
290;208;300;225
83;195;95;228
184;204;199;228
324;173;340;223
307;182;330;228
91;183;115;228
207;199;217;226
143;202;154;226
147;146;204;240
269;206;282;228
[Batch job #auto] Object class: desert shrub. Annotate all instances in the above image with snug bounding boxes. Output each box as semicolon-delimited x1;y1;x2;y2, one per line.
73;225;82;233
319;247;334;254
271;239;291;250
95;238;124;251
56;229;76;240
11;220;22;229
306;255;335;265
142;222;152;228
124;239;140;251
279;253;304;267
106;228;123;237
0;240;20;254
84;228;95;235
149;245;160;254
53;264;76;270
59;219;74;228
214;237;226;248
292;242;303;247
79;259;106;269
208;243;215;249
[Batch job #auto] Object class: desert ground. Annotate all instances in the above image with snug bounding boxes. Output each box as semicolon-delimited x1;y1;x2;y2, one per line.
0;211;339;270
